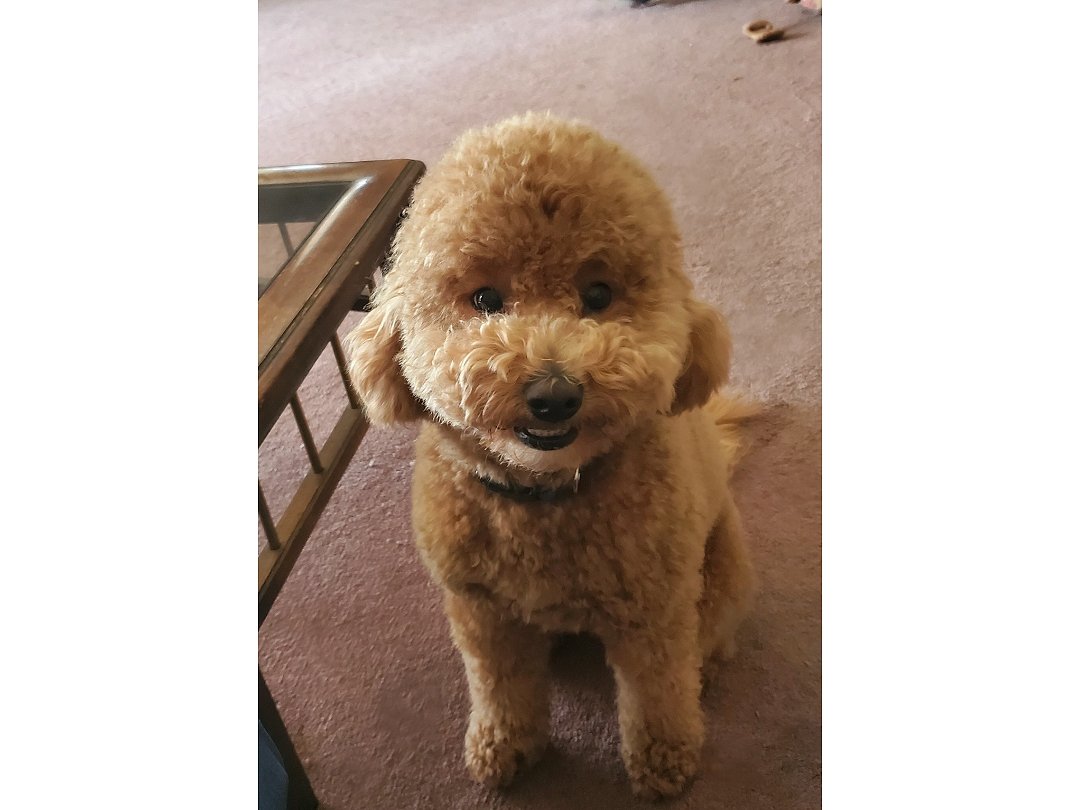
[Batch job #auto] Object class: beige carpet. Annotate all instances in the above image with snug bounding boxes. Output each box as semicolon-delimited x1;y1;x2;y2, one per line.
259;0;820;807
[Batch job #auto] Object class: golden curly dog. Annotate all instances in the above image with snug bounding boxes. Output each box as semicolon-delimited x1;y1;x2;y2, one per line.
344;112;757;799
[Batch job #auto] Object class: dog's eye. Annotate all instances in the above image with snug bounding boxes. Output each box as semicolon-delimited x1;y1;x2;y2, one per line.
471;287;504;314
581;282;613;313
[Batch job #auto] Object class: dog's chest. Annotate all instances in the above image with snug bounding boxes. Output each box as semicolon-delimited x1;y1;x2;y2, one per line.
412;425;687;633
442;498;644;632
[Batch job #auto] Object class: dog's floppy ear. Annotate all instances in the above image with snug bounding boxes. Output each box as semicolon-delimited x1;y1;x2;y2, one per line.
343;302;423;425
670;299;732;414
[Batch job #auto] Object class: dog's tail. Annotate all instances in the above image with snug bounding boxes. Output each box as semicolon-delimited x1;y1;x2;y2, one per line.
705;392;762;470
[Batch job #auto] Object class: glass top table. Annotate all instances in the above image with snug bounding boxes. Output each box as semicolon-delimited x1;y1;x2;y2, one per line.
258;159;424;810
258;158;424;612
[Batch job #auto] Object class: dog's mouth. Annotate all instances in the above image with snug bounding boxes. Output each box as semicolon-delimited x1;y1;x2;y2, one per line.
513;425;579;451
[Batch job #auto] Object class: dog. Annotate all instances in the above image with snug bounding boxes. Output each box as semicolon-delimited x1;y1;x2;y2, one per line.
344;112;757;799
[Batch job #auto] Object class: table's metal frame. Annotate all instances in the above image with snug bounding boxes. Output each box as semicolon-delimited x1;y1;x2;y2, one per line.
258;160;424;809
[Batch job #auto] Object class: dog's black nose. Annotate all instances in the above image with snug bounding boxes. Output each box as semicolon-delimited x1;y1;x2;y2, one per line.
524;373;584;423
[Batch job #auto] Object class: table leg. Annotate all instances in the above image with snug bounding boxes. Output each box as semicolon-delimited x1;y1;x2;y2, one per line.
259;670;318;810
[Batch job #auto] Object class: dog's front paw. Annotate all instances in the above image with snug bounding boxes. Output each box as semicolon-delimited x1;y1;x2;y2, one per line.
464;719;547;788
623;736;701;800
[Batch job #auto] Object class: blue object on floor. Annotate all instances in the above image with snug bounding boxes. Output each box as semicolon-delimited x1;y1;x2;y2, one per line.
259;720;289;810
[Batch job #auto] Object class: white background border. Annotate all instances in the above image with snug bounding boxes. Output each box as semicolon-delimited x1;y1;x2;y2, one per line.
4;1;1080;806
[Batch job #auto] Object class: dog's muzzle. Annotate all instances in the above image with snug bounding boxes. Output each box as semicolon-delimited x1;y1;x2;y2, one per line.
515;370;582;450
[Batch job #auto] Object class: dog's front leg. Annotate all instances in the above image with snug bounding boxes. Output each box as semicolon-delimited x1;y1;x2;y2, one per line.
444;589;551;788
606;615;705;799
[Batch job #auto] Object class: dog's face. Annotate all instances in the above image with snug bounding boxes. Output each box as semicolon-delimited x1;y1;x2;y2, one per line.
346;114;730;474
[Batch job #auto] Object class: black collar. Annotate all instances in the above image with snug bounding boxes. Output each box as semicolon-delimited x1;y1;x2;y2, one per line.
474;469;581;503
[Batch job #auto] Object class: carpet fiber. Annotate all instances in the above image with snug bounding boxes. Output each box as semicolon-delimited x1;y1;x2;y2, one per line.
259;1;820;807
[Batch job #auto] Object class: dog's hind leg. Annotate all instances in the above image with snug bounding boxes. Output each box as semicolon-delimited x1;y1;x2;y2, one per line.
698;498;757;670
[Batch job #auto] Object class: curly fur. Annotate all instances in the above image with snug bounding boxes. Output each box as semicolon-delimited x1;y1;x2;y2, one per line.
344;112;757;799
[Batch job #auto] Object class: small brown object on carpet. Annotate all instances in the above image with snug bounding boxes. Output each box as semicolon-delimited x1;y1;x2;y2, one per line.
744;19;785;43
